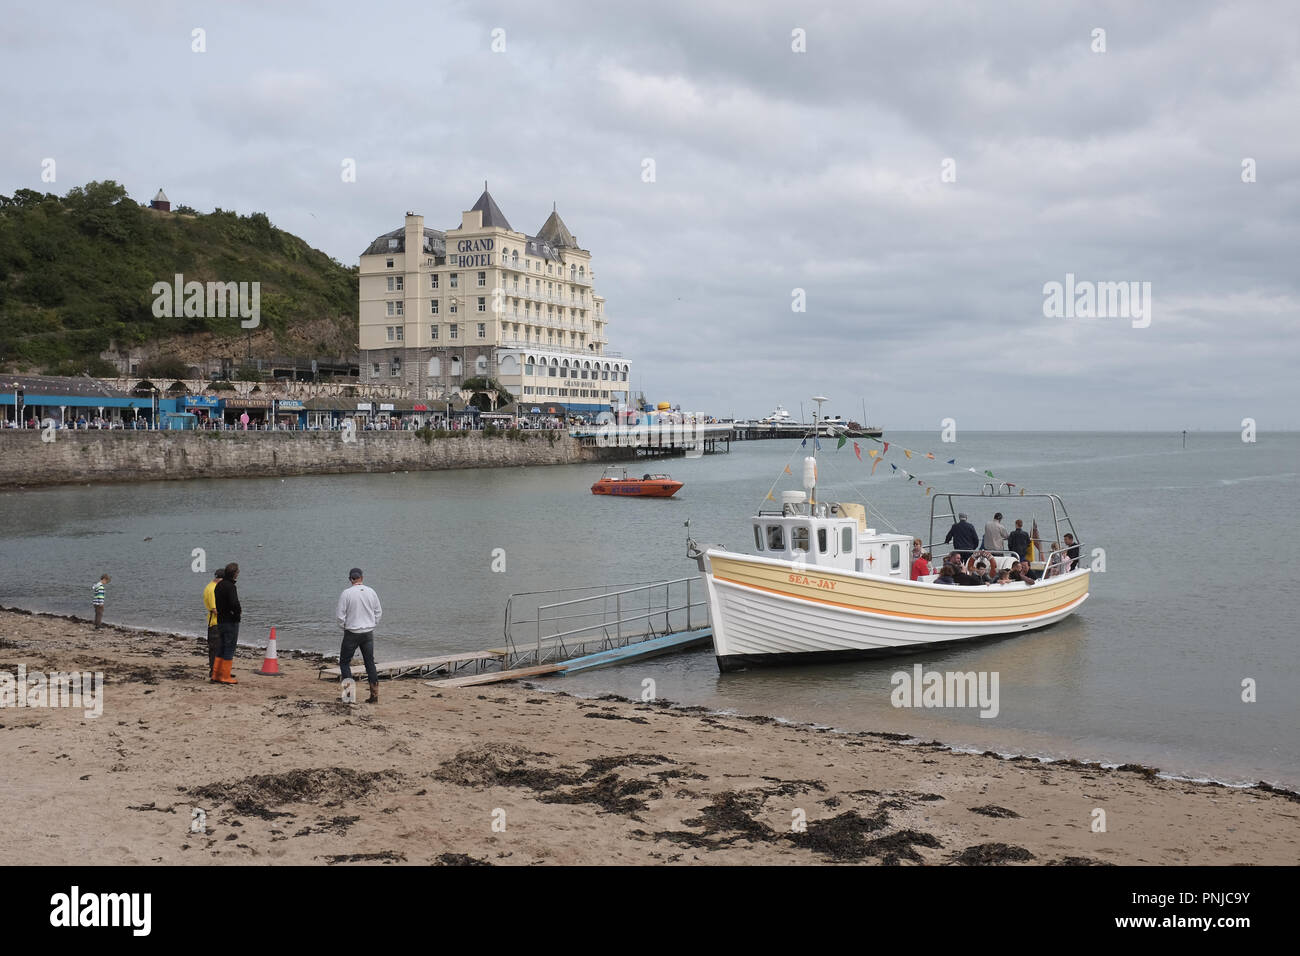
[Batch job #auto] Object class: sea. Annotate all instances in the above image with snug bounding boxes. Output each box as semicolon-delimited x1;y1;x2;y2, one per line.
2;430;1297;789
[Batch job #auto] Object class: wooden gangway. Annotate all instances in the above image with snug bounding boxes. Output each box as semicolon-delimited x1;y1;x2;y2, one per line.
317;650;503;681
321;579;713;689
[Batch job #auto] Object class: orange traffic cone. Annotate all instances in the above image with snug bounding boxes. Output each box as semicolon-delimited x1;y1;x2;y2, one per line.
255;626;282;676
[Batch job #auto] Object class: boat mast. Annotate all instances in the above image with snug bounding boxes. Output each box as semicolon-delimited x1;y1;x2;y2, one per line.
810;395;828;509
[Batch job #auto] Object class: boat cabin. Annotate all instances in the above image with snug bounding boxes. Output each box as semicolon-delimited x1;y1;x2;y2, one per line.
751;491;912;577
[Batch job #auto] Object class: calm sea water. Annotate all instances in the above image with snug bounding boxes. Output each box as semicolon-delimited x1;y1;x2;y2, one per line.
2;432;1297;787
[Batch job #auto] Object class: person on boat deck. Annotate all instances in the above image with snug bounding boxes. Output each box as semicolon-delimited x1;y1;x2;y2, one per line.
934;565;956;586
995;569;1013;585
951;560;984;586
1009;561;1036;585
944;513;980;559
1008;520;1030;561
1063;533;1081;570
910;551;932;581
912;538;923;561
984;513;1009;553
1045;545;1068;578
966;554;997;585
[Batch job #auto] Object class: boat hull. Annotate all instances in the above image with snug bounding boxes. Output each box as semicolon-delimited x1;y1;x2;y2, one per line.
703;550;1089;670
591;479;682;497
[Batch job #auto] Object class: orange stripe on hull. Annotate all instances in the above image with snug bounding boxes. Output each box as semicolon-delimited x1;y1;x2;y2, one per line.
712;573;1086;623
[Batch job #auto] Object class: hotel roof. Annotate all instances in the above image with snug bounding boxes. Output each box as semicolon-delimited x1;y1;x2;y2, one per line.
469;188;512;231
361;226;447;257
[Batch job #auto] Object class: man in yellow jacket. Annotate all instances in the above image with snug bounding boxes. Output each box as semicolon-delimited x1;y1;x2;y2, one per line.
203;569;224;677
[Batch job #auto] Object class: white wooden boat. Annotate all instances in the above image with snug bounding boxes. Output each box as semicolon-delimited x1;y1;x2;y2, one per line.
688;398;1089;671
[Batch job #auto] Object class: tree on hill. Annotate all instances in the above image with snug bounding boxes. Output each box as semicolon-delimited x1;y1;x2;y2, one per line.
0;181;358;373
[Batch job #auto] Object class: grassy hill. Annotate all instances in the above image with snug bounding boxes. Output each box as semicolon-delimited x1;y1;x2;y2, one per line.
0;181;358;374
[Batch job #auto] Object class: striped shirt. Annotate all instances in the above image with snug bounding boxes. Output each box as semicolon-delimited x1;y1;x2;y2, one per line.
92;581;106;606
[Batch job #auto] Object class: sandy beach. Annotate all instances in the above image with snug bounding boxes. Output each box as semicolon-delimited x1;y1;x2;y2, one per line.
1;607;1297;866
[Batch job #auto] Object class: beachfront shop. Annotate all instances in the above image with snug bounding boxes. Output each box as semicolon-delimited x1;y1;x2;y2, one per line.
274;399;306;429
220;396;271;428
2;374;142;428
182;395;220;427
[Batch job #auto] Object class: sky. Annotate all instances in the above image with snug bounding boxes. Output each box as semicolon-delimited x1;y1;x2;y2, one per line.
2;0;1298;429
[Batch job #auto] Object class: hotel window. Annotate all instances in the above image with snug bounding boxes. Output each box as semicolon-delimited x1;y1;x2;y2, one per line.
394;301;404;315
386;277;394;291
525;361;535;376
386;326;395;341
449;273;459;289
476;322;486;338
390;358;401;377
386;302;395;316
395;327;403;341
431;325;439;340
621;370;628;381
601;369;608;380
431;300;439;315
477;271;486;287
388;239;398;250
580;368;587;379
512;278;518;291
547;330;554;344
475;355;488;374
477;297;486;313
570;367;578;379
449;301;457;314
449;324;458;340
451;356;461;376
547;264;552;275
372;363;381;376
386;258;394;268
431;274;439;289
547;387;556;396
548;364;557;377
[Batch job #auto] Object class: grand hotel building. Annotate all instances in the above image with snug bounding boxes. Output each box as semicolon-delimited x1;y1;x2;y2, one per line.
358;188;630;414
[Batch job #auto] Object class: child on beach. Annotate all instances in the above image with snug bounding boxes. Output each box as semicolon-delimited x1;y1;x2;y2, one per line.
92;574;110;628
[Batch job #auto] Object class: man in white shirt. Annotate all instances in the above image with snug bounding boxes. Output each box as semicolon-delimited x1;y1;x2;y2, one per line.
983;513;1009;553
336;567;383;704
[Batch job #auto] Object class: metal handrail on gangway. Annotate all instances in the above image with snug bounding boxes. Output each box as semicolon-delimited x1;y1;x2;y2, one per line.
501;576;710;668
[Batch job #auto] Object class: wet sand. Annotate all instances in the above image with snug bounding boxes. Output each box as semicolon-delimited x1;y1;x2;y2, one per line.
1;608;1297;865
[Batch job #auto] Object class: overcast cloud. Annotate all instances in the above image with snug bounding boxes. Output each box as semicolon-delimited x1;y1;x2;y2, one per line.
2;0;1297;429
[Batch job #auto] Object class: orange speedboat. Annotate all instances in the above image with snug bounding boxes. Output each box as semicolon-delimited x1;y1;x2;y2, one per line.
591;468;683;498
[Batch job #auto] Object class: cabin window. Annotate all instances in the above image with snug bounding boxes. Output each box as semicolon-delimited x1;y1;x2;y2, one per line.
792;527;809;552
890;544;901;570
766;525;785;551
841;527;853;553
817;528;828;553
753;525;764;551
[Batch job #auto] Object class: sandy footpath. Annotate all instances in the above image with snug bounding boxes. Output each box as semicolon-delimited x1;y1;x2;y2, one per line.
1;607;1297;866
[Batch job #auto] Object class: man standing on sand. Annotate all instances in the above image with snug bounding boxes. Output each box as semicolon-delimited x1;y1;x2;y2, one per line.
212;563;241;685
203;568;224;677
92;573;110;628
336;568;382;705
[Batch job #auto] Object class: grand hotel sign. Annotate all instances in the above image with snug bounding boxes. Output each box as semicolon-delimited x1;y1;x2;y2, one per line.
452;238;494;268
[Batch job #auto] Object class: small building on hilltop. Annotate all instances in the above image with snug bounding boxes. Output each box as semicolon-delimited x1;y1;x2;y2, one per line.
150;188;171;212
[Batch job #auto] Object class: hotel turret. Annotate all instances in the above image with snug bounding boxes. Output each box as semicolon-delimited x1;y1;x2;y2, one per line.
358;187;630;414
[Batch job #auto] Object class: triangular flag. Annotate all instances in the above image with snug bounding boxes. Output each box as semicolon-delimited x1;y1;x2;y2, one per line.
968;467;978;474
871;457;882;475
766;492;775;500
868;449;879;458
984;470;995;478
1020;488;1026;496
904;449;913;459
917;479;923;486
801;437;807;448
883;442;890;452
853;441;862;461
925;486;932;495
814;438;821;450
890;463;898;472
784;464;792;475
837;435;847;450
926;453;935;460
946;459;955;465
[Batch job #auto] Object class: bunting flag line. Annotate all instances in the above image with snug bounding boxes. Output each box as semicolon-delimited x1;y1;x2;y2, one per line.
853;441;862;461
